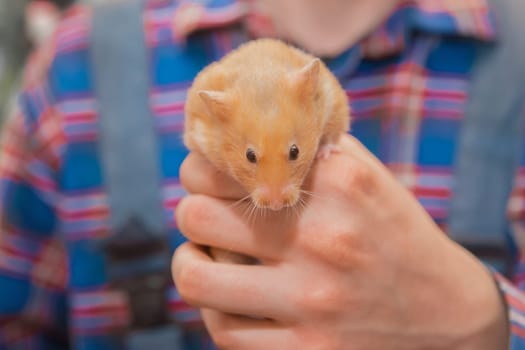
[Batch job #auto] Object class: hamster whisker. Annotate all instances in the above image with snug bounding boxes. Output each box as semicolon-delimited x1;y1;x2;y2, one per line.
228;194;253;210
286;199;303;219
262;207;268;220
247;202;259;225
299;189;321;199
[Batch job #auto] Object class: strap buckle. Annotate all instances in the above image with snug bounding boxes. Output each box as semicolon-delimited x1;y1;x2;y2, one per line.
102;218;172;330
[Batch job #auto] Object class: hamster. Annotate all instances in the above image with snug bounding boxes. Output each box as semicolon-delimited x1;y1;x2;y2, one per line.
184;38;350;212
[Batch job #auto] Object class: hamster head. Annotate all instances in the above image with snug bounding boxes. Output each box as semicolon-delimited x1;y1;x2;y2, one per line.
198;59;323;211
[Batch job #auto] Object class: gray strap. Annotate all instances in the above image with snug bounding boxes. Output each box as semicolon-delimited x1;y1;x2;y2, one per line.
91;0;165;238
126;325;183;350
449;0;525;247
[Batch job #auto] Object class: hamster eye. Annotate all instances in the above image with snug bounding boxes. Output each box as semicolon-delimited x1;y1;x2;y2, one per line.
289;144;299;160
246;148;257;163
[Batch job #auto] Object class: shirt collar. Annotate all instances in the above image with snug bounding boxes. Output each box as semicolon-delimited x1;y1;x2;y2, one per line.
361;0;497;58
157;0;496;58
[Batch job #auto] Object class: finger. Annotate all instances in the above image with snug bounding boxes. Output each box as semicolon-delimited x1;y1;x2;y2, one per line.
309;134;393;191
172;242;294;321
202;309;298;350
175;194;296;261
339;133;369;155
179;152;247;199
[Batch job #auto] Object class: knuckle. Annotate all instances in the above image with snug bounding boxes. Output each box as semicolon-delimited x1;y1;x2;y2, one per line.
179;153;213;193
331;156;377;199
327;234;364;268
325;228;361;251
179;155;193;190
185;196;211;224
174;197;190;233
330;229;366;257
341;161;370;188
294;283;345;318
179;153;210;193
176;195;214;239
171;246;184;280
302;227;366;270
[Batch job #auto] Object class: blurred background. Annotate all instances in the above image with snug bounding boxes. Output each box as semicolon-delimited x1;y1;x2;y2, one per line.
0;0;100;124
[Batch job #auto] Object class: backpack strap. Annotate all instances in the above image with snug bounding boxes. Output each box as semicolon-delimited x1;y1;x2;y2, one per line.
449;0;525;273
91;0;165;240
91;0;183;348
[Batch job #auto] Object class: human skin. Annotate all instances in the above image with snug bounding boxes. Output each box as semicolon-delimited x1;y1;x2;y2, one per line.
173;0;509;348
256;0;405;57
172;135;508;350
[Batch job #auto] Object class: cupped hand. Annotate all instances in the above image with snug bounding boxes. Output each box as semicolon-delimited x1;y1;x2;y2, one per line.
172;134;508;350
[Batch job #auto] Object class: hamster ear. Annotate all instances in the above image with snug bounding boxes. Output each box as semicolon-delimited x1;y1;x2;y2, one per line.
198;90;230;121
289;58;321;98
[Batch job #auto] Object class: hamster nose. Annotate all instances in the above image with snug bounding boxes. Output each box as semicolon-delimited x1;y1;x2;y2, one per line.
253;185;297;211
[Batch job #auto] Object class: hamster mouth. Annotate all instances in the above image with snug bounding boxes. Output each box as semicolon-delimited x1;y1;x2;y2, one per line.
251;194;300;211
250;183;301;211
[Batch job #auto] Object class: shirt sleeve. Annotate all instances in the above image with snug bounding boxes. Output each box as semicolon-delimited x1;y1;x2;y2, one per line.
496;120;525;348
495;274;525;349
0;86;68;348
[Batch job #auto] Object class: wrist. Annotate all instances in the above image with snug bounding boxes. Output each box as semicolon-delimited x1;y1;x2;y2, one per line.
399;231;509;350
453;262;509;349
419;239;509;349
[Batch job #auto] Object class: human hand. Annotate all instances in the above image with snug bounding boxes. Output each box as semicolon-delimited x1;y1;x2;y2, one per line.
172;134;508;349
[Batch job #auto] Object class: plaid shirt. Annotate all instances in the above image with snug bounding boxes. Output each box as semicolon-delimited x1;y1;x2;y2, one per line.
1;0;525;349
